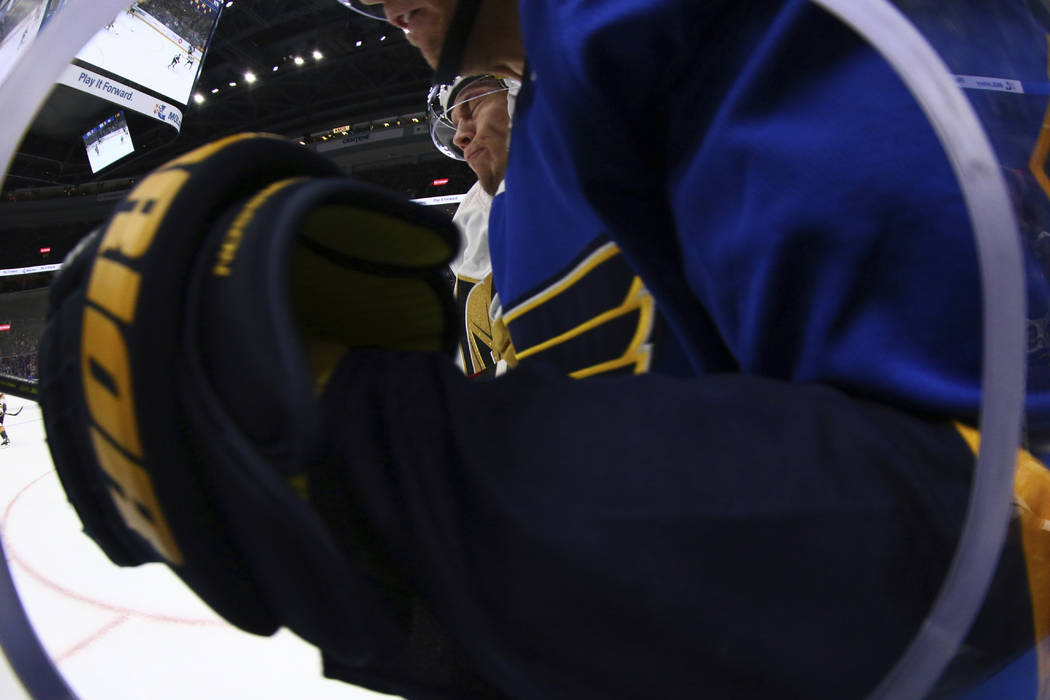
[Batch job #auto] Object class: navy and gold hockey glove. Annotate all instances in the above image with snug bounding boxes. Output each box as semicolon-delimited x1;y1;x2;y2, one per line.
37;133;458;664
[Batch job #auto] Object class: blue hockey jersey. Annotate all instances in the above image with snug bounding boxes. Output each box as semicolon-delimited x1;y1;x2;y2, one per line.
319;1;1050;698
490;0;1050;428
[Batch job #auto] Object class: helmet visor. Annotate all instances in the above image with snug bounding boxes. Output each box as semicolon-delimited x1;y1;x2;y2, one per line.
427;76;509;160
334;0;388;21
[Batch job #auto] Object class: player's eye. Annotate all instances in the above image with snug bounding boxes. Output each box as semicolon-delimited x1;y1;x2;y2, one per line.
451;104;470;127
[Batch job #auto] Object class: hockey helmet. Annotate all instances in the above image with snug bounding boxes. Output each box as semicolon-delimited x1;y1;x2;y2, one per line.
427;74;512;160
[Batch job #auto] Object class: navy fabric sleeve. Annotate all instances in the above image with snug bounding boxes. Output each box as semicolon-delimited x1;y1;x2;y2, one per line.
312;350;1022;699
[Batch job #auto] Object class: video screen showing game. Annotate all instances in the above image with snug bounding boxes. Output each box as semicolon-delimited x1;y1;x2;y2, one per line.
82;109;134;173
75;0;221;106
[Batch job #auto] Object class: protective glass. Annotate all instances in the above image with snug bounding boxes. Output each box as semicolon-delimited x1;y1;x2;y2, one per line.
812;2;1045;697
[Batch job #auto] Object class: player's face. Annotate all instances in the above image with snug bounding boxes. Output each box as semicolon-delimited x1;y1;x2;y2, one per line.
358;0;455;69
358;0;525;80
451;84;510;196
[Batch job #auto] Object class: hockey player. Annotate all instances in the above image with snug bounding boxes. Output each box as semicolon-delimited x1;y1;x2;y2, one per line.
431;74;513;375
431;75;513;197
309;0;1050;694
35;1;1050;700
0;393;19;447
436;74;690;379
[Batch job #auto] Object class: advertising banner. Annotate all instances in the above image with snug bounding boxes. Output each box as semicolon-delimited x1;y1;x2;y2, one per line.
57;63;183;131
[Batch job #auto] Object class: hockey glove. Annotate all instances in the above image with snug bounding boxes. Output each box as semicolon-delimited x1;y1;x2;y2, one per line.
37;133;459;664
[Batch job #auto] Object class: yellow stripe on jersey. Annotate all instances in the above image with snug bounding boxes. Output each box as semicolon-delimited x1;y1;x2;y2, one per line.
503;244;656;377
1030;37;1050;202
955;422;1050;688
570;277;655;377
514;285;649;360
503;242;621;323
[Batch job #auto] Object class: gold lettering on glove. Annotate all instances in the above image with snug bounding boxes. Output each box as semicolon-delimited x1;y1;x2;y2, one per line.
213;178;304;276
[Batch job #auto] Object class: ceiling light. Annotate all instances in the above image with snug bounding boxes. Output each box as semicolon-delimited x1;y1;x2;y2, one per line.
244;71;256;84
294;56;304;65
355;40;363;47
313;50;323;60
211;87;219;94
193;93;205;104
228;81;237;87
272;65;278;72
380;35;387;41
225;1;232;6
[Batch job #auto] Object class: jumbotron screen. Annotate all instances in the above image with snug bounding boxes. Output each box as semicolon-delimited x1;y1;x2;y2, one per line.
75;0;222;106
82;109;134;173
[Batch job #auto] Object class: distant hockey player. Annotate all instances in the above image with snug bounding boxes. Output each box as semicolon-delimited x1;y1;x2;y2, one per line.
168;53;181;69
0;394;20;446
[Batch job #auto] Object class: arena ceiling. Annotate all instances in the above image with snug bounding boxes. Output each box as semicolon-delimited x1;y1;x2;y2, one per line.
4;0;434;191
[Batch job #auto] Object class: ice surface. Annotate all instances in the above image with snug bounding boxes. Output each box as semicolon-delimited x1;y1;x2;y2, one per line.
0;400;397;700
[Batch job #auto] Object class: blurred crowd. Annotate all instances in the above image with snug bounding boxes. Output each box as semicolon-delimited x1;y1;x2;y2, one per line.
0;150;478;384
0;329;40;381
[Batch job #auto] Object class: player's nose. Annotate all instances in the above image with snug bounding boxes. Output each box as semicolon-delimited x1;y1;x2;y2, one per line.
453;121;474;150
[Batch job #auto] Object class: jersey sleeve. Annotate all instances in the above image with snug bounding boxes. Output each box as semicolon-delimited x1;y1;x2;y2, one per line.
515;0;1050;427
311;348;992;699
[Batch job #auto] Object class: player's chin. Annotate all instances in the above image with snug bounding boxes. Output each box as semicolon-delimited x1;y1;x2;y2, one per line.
405;18;447;68
404;30;442;69
478;166;501;196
